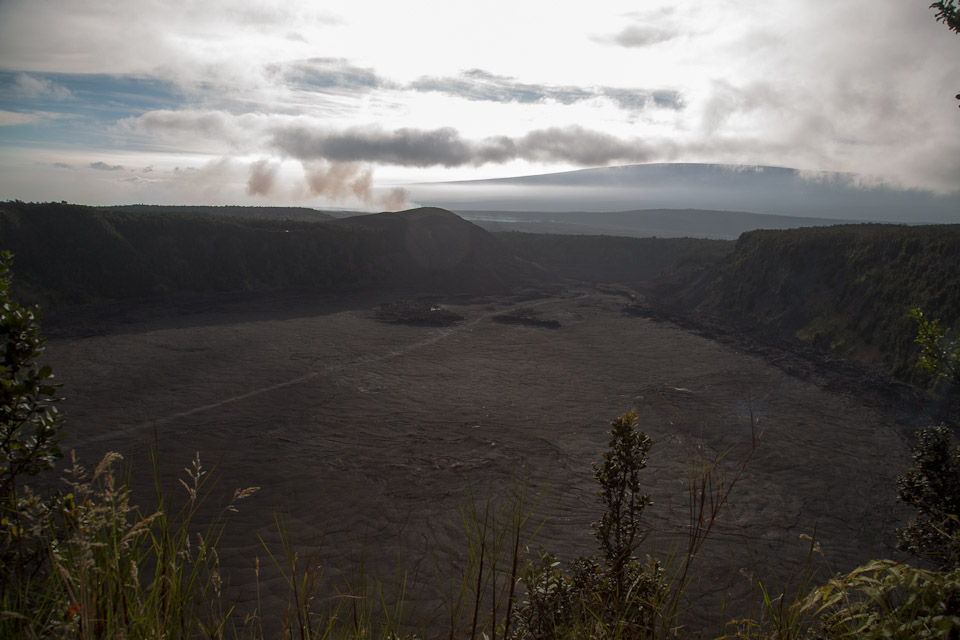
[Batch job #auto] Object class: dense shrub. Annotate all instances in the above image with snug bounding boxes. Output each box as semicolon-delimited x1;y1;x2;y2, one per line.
510;411;667;640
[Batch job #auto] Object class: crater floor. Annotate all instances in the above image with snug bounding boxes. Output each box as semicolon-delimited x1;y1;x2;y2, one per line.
45;287;912;630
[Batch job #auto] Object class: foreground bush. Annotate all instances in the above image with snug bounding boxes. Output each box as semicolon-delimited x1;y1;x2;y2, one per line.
510;411;667;640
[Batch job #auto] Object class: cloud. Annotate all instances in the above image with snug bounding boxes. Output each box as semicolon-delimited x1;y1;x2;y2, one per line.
408;69;683;112
121;110;274;151
52;162;73;169
600;88;684;111
129;108;674;169
0;0;341;77
131;110;243;142
246;158;279;196
698;80;783;134
674;2;960;193
261;60;684;114
609;25;677;48
271;58;388;94
0;110;41;126
119;176;161;184
273;125;474;167
410;69;589;105
232;5;341;28
271;123;667;168
515;127;664;165
11;73;72;100
90;161;125;171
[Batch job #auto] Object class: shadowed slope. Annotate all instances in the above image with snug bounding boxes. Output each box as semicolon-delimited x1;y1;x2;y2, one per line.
0;202;549;307
656;224;960;383
334;207;549;293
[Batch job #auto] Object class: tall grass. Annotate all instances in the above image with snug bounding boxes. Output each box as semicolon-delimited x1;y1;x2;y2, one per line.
3;423;958;638
1;449;259;639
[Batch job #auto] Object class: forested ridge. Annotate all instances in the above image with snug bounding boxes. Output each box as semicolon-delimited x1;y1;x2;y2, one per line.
0;201;391;306
0;202;551;307
662;224;960;383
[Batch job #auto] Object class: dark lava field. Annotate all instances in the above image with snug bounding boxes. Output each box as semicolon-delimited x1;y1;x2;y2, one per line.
44;285;917;627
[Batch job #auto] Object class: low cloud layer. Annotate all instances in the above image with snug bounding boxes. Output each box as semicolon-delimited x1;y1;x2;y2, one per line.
269;123;666;168
126;103;960;196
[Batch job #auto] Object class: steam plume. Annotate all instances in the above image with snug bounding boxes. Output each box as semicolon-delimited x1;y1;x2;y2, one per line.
302;161;409;210
246;158;278;196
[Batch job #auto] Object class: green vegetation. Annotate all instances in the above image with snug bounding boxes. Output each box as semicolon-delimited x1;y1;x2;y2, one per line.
502;225;960;390
0;202;547;309
0;251;63;493
929;0;960;106
895;312;960;569
1;250;65;631
790;416;960;639
511;411;668;639
932;0;960;34
896;424;960;568
3;212;960;637
674;224;960;383
0;201;389;308
912;308;960;392
0;262;766;638
1;253;257;638
12;201;958;388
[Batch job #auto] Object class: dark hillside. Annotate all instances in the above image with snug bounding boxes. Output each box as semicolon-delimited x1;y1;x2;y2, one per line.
0;202;544;309
495;232;733;285
659;224;960;381
334;207;548;293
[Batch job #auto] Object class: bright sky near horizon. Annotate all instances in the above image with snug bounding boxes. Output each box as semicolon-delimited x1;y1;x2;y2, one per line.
0;0;958;209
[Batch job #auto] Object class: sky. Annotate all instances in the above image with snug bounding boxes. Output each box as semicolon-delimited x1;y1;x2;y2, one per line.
0;0;958;210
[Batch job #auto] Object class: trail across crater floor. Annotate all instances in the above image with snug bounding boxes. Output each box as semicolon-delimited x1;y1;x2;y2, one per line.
45;288;913;629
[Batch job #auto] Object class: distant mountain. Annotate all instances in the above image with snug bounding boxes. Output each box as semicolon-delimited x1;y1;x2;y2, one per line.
407;163;960;225
458;208;862;240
